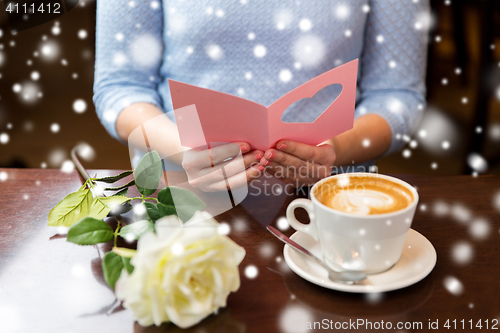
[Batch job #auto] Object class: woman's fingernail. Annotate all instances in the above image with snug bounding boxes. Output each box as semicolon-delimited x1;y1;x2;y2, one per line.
263;159;270;166
240;145;248;152
255;153;262;160
258;165;265;172
267;152;275;159
278;143;287;150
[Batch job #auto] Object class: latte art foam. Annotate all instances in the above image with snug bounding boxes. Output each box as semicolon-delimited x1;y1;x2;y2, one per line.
314;176;414;215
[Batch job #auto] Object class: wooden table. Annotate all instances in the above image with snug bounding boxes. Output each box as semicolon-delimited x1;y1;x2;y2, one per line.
1;169;500;332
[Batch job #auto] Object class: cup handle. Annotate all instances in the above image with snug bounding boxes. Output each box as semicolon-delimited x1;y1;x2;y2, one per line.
286;199;318;241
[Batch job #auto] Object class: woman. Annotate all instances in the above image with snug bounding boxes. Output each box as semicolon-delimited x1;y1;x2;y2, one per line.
94;0;428;190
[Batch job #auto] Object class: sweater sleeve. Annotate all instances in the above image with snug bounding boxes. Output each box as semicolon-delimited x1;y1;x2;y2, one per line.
93;0;165;141
356;0;429;155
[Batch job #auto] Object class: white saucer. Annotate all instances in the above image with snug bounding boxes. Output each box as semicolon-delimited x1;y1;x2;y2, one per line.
283;228;437;293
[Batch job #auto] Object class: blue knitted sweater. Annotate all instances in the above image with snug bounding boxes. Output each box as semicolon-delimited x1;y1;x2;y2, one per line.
94;0;428;164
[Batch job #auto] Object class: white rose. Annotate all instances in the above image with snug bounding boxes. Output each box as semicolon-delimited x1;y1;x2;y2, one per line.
115;211;246;328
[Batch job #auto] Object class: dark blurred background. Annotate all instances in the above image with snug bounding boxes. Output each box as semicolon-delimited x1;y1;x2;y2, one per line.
1;0;500;175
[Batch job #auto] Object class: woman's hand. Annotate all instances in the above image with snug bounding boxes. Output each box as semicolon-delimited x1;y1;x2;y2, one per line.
182;142;264;192
258;140;336;188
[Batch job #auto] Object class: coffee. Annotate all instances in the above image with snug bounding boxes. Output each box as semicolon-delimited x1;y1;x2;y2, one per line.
314;175;414;215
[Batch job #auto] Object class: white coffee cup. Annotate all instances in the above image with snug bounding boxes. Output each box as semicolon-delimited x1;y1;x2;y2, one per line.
286;173;419;274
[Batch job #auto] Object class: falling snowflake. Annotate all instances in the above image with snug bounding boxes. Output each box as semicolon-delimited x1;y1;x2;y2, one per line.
247;32;256;40
16;82;42;104
218;222;230;235
30;71;40;81
451;241;473;265
279;69;292;83
113;52;128;66
402;149;411;158
335;4;350;19
469;218;490;240
244;71;252;80
61;160;75;173
441;140;450;150
276;216;289;230
39;40;60;61
387;98;404;114
130;34;162;67
206;43;224;60
467;153;488;173
50;123;60;133
376;35;384;43
253;44;267;58
0;171;8;181
279;305;314;333
299;18;312;32
414;11;433;31
275;9;293;31
51;25;61;35
365;292;384;304
78;29;88;39
450;203;472;223
258;243;275;258
0;133;10;145
12;83;22;93
292;34;325;68
443;276;464;295
362;139;370;147
244;265;258;279
76;142;95;161
73;99;87;113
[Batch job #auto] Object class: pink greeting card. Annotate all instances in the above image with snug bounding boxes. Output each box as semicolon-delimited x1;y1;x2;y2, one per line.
169;59;358;151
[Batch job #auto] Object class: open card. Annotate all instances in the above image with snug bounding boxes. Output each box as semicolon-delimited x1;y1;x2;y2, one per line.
169;59;358;151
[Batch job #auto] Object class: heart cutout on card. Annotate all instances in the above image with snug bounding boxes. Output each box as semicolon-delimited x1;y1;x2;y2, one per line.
280;83;343;123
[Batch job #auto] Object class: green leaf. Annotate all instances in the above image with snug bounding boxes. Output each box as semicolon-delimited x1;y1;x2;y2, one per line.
48;189;93;227
134;151;163;196
108;201;133;216
119;220;155;241
122;257;134;274
157;202;177;218
113;188;129;197
112;247;137;258
104;180;135;191
48;189;130;227
144;202;160;221
102;251;124;289
90;195;130;218
157;187;206;222
94;171;133;184
67;217;114;245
